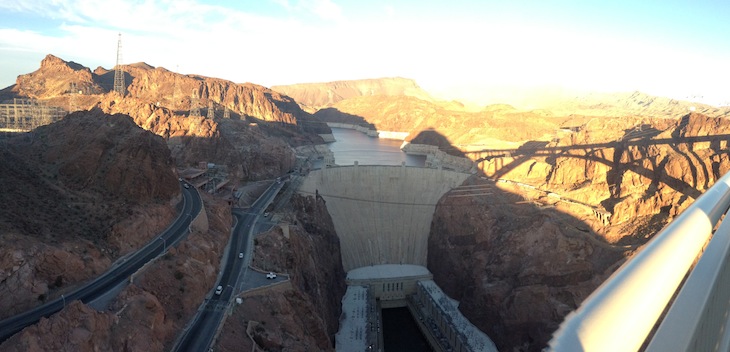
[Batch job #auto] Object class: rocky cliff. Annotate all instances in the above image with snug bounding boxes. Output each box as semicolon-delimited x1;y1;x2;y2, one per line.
543;90;730;119
429;176;627;351
217;194;346;351
0;195;233;351
0;109;179;320
272;77;437;112
2;55;330;180
428;112;730;351
2;55;105;100
315;94;563;146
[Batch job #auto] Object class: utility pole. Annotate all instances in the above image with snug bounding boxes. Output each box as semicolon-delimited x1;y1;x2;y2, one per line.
113;33;126;96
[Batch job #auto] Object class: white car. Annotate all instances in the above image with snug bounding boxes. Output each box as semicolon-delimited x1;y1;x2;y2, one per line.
266;272;277;279
264;212;269;217
215;285;223;295
238;252;243;259
184;184;190;189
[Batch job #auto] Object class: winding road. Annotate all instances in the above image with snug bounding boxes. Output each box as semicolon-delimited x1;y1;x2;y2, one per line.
0;180;202;343
173;180;283;352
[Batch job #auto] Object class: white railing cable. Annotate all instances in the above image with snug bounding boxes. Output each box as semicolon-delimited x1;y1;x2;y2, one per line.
548;171;730;352
646;201;730;352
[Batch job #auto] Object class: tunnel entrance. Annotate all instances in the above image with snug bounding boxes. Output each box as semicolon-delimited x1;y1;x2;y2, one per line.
382;307;432;352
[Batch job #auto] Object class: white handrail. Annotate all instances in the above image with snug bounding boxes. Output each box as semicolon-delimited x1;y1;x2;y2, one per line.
548;171;730;351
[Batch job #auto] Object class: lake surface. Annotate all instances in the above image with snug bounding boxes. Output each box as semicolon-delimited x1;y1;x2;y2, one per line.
328;127;426;167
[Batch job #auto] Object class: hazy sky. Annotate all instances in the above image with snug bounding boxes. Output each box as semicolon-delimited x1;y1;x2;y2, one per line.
1;0;728;105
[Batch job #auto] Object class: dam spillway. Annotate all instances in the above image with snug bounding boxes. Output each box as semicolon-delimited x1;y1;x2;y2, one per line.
298;165;470;271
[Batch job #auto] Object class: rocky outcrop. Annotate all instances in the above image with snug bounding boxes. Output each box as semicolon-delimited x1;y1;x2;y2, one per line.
428;113;730;351
0;195;233;351
95;95;298;180
544;90;730;119
479;113;730;243
0;110;179;319
314;95;564;146
119;63;329;133
3;55;330;180
217;194;346;350
272;77;436;112
0;54;105;100
428;176;627;351
33;109;179;203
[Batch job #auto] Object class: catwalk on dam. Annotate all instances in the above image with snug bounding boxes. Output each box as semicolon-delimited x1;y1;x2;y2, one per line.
299;165;469;271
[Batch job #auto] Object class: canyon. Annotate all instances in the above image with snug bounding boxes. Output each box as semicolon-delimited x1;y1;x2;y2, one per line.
1;54;729;351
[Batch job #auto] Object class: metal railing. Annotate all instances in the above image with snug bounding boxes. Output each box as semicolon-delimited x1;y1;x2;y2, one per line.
548;170;730;351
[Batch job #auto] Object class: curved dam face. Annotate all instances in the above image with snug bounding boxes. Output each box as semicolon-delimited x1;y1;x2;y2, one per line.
299;165;470;271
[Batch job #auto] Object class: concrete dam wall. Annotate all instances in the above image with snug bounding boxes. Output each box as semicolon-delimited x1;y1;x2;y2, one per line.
299;165;470;271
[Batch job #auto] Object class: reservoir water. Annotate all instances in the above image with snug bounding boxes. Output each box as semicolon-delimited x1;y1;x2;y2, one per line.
328;127;426;167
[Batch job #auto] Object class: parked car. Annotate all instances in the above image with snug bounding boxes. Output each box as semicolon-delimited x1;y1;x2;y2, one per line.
264;212;269;217
238;252;243;259
184;184;190;189
266;272;277;279
215;285;223;295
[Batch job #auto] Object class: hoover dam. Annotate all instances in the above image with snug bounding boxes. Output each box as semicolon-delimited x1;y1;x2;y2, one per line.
299;164;469;272
299;163;498;351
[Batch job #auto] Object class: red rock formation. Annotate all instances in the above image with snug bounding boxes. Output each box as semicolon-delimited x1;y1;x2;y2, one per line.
428;113;730;351
3;55;329;180
33;109;179;202
218;194;346;350
0;109;178;319
428;176;627;351
0;194;234;351
2;54;105;100
272;77;436;112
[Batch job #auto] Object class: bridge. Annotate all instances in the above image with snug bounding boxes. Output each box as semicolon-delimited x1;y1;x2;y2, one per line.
463;132;730;200
548;169;730;351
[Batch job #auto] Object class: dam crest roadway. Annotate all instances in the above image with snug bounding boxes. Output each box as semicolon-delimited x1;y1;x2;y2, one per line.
298;164;497;351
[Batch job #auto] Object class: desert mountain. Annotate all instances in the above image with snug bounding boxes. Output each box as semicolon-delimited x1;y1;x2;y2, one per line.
2;54;329;134
271;77;442;112
427;111;730;350
314;89;730;150
543;90;730;118
0;109;179;319
315;94;570;147
3;55;106;99
2;54;332;179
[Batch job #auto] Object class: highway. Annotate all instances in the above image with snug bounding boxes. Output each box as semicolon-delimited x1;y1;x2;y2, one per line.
173;180;283;352
0;181;202;342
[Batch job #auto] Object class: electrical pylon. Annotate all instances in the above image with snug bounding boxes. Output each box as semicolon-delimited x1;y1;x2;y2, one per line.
113;33;126;96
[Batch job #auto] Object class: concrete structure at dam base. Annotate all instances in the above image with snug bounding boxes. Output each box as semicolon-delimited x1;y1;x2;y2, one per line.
336;265;498;352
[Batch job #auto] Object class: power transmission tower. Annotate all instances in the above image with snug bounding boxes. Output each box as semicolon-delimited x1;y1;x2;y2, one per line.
113;33;126;96
189;88;201;117
223;107;230;119
173;64;180;108
207;101;215;119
